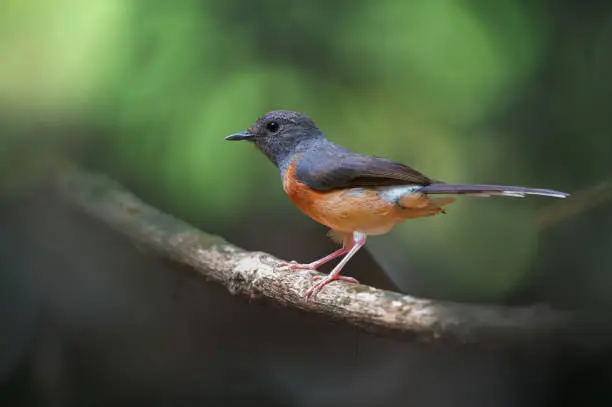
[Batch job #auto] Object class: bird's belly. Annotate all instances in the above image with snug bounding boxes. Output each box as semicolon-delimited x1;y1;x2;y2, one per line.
286;185;406;235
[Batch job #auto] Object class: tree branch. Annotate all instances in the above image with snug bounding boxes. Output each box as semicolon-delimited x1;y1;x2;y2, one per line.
55;166;573;349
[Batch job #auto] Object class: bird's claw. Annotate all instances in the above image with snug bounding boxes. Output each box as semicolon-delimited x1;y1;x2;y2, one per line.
304;275;359;298
279;260;317;271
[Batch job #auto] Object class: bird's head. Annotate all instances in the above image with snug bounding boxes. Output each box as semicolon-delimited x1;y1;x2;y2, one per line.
225;110;324;167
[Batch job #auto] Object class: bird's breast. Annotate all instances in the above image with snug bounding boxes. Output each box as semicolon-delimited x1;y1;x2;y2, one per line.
282;161;436;234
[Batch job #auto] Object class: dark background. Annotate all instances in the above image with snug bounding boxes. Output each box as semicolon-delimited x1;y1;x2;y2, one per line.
1;1;612;405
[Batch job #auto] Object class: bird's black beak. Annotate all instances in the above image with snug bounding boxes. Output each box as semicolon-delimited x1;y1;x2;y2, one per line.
225;130;254;141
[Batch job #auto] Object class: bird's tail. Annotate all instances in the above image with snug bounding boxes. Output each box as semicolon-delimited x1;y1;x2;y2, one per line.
419;184;569;199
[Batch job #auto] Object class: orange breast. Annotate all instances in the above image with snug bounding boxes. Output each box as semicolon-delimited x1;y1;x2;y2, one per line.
282;158;453;235
283;160;413;235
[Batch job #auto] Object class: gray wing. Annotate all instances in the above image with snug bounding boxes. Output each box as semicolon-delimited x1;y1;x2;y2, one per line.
295;146;435;191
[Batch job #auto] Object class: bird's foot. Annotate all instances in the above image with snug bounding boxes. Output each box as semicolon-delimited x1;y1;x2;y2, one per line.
304;274;359;298
279;260;318;271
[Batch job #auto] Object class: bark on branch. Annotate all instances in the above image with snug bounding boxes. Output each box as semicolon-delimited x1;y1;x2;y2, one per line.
55;166;573;349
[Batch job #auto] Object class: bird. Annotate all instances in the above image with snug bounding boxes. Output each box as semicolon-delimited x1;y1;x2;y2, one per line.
225;110;569;298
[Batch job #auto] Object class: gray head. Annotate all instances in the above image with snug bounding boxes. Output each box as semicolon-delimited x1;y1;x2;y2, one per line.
225;110;325;167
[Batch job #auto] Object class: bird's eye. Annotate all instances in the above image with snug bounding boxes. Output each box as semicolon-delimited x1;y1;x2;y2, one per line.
266;121;279;133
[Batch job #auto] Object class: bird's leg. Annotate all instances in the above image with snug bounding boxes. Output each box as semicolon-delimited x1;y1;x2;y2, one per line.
305;232;366;298
279;233;354;271
279;248;348;270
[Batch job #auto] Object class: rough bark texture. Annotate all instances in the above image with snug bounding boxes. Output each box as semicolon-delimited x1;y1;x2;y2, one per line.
54;166;573;349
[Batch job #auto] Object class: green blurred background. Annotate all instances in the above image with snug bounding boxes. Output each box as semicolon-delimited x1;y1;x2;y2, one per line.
3;0;612;299
1;1;612;405
2;0;600;299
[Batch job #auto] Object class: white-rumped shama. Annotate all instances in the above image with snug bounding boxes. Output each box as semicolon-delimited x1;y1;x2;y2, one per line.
226;110;569;298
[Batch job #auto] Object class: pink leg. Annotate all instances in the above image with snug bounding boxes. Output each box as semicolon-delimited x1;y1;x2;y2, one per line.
279;234;354;271
304;232;366;298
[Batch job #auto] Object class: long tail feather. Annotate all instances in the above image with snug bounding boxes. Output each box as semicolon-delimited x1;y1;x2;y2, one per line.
420;184;569;198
